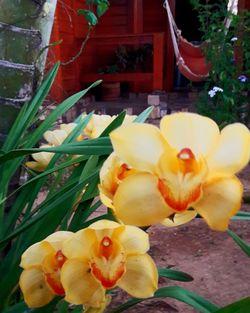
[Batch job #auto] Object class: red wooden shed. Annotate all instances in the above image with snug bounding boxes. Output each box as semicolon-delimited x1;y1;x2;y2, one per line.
47;0;249;103
47;0;175;102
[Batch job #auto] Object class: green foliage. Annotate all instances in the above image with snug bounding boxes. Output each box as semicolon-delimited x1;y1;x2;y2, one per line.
215;297;250;313
110;286;219;313
78;0;110;26
0;64;162;312
78;9;98;26
227;229;250;257
191;0;250;126
158;268;193;282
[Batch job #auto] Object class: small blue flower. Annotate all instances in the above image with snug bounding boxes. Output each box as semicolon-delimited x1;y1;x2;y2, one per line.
238;75;247;83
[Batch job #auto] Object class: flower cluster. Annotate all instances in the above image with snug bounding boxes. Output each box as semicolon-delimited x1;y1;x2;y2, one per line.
208;86;224;98
26;114;136;172
20;112;250;311
99;112;250;231
78;113;137;139
19;220;158;309
25;123;76;172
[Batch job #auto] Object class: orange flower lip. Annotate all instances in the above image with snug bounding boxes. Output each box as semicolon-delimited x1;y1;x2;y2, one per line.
45;273;65;296
90;235;126;289
158;179;202;212
91;261;125;289
44;250;67;296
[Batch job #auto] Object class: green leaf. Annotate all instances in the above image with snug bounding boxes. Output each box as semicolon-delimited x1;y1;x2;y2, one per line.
0;137;112;164
97;2;109;17
214;297;250;313
227;229;250;257
134;106;153;123
78;9;98;25
100;111;126;137
110;286;219;313
2;302;28;313
2;63;59;151
158;268;193;282
0;170;99;246
232;211;250;220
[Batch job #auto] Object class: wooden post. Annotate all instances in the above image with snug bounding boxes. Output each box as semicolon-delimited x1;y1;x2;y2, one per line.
153;33;164;90
132;0;143;33
131;0;143;92
165;0;175;91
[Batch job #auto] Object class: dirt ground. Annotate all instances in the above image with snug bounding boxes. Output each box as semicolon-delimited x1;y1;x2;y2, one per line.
106;166;250;312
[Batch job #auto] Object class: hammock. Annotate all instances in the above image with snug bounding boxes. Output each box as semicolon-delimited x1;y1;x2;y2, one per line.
163;0;238;82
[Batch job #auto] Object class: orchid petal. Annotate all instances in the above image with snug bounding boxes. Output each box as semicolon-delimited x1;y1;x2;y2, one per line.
118;254;158;298
117;225;149;255
20;241;54;268
19;268;54;308
160;112;220;157
88;220;121;230
113;173;173;226
161;210;197;227
60;123;77;135
44;231;74;251
62;229;95;260
61;259;105;306
195;176;243;231
99;185;115;209
207;123;250;176
44;129;68;146
25;161;47;172
31;145;54;167
110;123;170;172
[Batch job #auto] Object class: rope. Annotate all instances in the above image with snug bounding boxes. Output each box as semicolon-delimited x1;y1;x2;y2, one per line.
163;0;209;80
162;0;238;80
163;0;180;60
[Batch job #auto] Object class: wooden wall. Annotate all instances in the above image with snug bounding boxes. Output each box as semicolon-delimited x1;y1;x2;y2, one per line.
46;0;175;102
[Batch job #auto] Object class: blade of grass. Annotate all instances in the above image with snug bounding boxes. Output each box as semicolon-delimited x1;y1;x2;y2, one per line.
232;211;250;220
2;63;59;152
227;229;250;257
158;268;193;282
0;137;112;164
214;297;250;313
0;169;100;246
134;106;153;123
110;286;219;313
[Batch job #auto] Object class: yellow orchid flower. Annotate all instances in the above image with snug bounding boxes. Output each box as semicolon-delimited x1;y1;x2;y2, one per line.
19;231;73;308
78;114;137;140
25;144;54;172
100;112;250;231
60;123;77;135
84;295;112;313
61;220;158;307
44;129;68;146
99;152;137;209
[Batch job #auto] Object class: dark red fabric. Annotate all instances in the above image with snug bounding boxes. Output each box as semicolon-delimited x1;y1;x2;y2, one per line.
177;36;210;81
